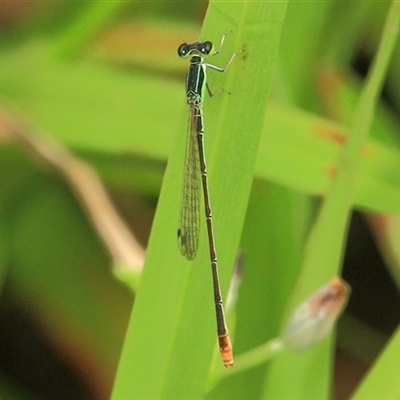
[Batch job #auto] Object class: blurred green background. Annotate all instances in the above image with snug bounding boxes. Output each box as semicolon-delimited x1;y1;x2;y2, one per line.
0;2;400;400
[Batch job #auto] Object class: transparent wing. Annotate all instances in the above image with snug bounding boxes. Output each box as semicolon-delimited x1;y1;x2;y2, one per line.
177;105;201;260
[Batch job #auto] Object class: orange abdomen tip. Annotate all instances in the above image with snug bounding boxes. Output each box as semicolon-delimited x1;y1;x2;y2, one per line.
219;334;234;367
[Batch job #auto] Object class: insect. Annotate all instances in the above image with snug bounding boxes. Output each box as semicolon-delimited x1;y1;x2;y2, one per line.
177;33;241;367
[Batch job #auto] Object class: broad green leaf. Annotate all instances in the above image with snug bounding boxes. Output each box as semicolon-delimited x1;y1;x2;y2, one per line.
111;1;288;398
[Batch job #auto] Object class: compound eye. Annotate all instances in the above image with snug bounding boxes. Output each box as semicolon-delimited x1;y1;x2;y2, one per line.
177;43;188;57
203;41;213;54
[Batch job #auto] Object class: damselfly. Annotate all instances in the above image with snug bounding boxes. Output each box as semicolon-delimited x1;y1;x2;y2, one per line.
177;33;240;367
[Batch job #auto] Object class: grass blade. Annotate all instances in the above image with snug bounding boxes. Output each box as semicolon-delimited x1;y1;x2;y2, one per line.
111;1;288;398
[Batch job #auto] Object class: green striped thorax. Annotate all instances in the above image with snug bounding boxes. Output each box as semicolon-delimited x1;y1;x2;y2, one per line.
178;41;215;105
